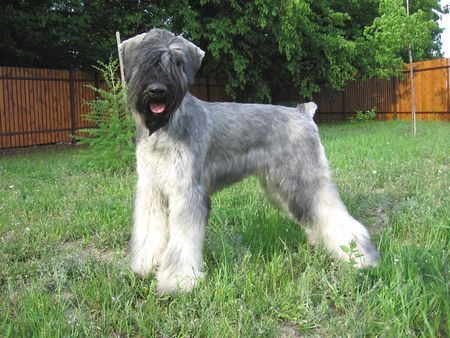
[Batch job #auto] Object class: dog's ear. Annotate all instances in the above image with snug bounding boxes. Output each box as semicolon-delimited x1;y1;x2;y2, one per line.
119;33;147;83
181;38;205;84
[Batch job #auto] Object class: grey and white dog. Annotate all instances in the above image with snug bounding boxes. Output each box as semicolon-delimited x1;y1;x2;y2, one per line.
120;28;378;294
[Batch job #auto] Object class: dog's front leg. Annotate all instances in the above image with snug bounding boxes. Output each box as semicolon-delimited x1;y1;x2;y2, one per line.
129;175;169;277
156;185;209;294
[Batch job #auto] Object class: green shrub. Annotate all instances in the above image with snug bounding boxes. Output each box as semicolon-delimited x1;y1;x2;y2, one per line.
352;107;377;122
78;59;135;172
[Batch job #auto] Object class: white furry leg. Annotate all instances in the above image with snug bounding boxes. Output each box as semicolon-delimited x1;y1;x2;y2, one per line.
156;186;209;294
129;179;169;277
307;183;379;267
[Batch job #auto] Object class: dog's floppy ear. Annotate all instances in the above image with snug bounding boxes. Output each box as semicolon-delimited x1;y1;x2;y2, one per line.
181;38;205;84
119;32;147;83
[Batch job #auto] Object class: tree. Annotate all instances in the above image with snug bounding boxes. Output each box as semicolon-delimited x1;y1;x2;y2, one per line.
360;0;443;78
0;0;444;102
179;0;443;101
0;1;162;69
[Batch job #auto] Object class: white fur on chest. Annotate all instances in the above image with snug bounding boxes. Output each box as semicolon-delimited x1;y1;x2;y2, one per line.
136;134;196;194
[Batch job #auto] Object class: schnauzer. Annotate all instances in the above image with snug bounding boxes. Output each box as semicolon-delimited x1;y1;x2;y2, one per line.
120;29;378;294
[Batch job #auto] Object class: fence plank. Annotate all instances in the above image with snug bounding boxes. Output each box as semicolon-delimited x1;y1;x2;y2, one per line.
12;68;22;147
0;67;7;148
22;67;31;145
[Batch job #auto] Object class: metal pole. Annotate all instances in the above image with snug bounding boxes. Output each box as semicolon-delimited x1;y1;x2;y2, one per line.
406;0;416;136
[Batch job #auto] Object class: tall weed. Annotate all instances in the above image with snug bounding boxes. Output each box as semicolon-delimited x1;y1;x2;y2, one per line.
352;107;377;122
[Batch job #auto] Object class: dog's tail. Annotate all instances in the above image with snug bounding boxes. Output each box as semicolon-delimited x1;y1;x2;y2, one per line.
297;102;318;119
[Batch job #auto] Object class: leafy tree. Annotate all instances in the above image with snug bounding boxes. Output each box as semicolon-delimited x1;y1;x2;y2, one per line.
409;0;446;58
360;0;443;77
179;0;444;100
0;1;160;69
0;0;445;102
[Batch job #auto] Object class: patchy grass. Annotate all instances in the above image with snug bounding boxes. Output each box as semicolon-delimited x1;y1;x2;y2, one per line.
0;121;448;336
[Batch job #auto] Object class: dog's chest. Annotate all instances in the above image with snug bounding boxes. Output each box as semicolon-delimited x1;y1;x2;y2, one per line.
137;134;179;165
136;134;201;189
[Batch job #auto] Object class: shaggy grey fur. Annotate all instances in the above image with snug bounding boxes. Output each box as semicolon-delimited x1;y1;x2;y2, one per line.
120;29;379;294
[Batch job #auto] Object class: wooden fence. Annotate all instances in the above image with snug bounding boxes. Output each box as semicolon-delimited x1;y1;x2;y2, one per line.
312;58;450;122
0;67;98;149
0;67;229;149
0;58;449;149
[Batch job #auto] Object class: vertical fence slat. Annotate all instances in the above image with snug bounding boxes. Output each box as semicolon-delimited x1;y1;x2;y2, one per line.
447;59;450;120
43;69;50;144
0;67;6;148
37;68;44;145
13;68;21;147
0;67;4;148
69;69;76;143
24;67;32;146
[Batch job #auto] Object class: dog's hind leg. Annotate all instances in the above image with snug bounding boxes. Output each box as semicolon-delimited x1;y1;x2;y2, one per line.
156;185;209;294
262;140;378;267
305;180;379;267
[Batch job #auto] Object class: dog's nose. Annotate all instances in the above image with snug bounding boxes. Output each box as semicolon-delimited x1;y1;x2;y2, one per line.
148;83;167;95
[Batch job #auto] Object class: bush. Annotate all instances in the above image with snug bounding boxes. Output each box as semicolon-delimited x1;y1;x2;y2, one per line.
352;107;377;122
78;59;135;172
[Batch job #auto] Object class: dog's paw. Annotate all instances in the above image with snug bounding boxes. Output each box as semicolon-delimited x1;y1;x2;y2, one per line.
156;268;204;295
129;252;157;277
335;233;379;268
308;210;379;269
351;236;379;268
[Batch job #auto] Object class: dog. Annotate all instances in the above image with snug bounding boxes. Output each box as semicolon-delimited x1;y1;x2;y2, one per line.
119;28;378;294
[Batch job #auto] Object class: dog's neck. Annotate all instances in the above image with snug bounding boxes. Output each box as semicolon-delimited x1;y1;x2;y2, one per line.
144;112;172;136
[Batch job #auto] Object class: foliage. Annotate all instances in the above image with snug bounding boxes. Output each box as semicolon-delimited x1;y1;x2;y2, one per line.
340;242;364;267
352;108;377;122
408;0;447;59
78;58;135;172
0;0;158;70
1;122;449;336
0;0;445;101
360;0;442;78
188;0;443;100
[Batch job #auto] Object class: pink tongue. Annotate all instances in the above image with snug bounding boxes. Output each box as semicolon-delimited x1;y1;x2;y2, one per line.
150;103;166;114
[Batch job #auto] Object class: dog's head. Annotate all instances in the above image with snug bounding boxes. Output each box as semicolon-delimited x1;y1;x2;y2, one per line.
120;29;205;134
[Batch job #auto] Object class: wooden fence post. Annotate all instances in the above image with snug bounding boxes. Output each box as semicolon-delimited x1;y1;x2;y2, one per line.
69;69;77;143
342;87;346;121
447;58;450;117
206;77;211;102
94;71;100;99
392;77;398;120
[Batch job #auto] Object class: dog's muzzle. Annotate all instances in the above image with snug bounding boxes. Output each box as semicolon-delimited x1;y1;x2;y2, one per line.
146;83;172;115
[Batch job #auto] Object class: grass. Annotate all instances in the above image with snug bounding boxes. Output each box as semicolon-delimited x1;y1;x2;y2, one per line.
0;121;448;337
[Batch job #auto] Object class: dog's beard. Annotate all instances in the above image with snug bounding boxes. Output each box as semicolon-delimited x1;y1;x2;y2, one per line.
134;87;182;135
140;95;171;134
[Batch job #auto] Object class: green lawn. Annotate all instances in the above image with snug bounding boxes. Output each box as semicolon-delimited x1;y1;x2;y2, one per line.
0;121;448;337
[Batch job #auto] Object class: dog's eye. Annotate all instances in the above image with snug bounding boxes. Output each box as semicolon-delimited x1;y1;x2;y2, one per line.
177;60;183;68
